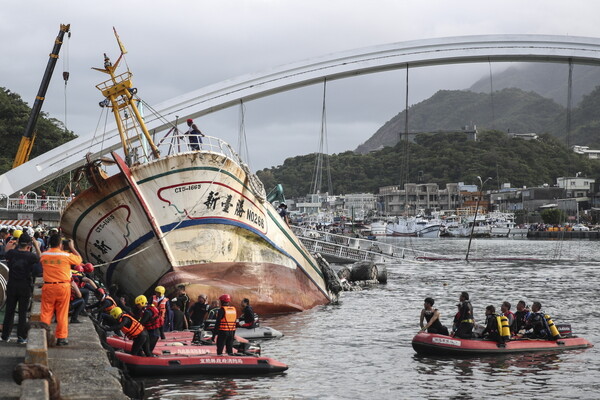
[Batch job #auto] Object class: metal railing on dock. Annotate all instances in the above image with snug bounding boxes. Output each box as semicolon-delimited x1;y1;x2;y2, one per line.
292;226;439;263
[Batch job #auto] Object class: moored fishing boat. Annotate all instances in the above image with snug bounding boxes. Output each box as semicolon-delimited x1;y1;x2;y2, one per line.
412;332;593;356
60;31;335;314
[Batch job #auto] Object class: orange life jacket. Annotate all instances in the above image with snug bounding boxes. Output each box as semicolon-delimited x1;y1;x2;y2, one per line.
119;313;144;339
152;296;169;318
104;296;118;312
218;306;237;331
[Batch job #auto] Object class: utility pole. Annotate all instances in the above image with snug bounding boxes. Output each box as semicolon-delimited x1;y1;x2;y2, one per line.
466;176;492;262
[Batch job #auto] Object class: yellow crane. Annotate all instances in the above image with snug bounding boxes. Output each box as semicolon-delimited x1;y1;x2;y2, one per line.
13;23;70;168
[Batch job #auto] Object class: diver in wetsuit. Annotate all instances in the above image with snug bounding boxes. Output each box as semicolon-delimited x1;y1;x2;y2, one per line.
454;291;474;339
419;297;449;335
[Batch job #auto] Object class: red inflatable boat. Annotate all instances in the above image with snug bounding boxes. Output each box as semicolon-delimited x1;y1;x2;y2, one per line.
106;335;260;356
412;332;593;356
115;351;288;376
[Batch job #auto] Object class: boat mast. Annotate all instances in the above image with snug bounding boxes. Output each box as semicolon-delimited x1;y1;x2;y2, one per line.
92;28;160;162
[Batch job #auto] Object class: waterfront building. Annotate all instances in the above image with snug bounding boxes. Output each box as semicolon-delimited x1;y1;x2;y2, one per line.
378;183;461;216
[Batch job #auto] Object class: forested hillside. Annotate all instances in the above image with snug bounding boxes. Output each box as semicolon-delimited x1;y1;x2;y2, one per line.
257;130;600;198
0;87;76;174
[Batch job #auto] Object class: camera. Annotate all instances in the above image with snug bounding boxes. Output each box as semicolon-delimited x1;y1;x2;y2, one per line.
62;239;70;249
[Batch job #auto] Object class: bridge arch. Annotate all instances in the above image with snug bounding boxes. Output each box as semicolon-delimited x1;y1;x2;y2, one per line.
3;34;600;195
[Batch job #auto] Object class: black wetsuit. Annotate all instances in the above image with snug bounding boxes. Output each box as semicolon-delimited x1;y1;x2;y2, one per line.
424;309;449;335
189;302;209;326
513;310;529;333
482;314;503;343
107;315;151;357
525;312;550;339
455;301;474;339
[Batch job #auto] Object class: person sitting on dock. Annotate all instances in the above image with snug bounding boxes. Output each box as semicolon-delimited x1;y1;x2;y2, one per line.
211;294;237;356
481;305;503;343
419;297;449;335
238;298;257;329
454;291;474;339
104;307;152;357
500;301;515;335
513;300;530;335
134;295;162;353
524;301;550;339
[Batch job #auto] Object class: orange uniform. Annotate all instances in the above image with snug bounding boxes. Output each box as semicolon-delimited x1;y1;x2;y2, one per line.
40;247;83;339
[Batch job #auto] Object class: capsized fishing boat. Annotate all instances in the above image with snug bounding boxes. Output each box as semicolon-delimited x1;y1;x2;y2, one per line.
411;332;593;356
60;30;337;314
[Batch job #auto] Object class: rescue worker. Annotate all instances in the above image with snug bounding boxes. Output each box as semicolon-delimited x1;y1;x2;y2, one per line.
1;233;41;344
189;294;209;327
454;291;474;339
500;301;516;335
40;235;83;346
211;294;237;356
69;279;85;324
171;284;190;329
524;301;551;339
238;298;256;329
104;307;151;357
152;286;170;339
134;295;161;353
481;305;503;343
419;297;449;335
513;300;530;334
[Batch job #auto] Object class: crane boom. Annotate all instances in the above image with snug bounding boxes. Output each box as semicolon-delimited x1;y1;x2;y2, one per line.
13;23;71;168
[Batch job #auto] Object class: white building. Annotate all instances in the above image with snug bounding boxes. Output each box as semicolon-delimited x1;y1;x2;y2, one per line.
572;145;600;160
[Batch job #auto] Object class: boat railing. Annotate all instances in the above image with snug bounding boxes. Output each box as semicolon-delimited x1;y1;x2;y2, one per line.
150;133;245;167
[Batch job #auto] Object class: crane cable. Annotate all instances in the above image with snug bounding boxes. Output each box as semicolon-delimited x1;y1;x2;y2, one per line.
62;30;71;133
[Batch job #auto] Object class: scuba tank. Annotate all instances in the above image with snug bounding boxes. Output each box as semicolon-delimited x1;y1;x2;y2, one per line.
499;315;511;339
545;314;561;339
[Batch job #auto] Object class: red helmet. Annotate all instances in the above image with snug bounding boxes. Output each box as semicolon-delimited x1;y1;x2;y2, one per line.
83;263;94;273
96;288;106;296
219;294;231;303
73;264;84;273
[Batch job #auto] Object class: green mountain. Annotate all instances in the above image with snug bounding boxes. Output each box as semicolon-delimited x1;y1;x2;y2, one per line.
355;88;566;154
0;87;77;175
257;130;600;198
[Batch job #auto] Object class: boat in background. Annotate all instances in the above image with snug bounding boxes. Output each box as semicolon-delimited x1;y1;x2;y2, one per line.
441;212;528;238
59;30;334;314
385;216;443;238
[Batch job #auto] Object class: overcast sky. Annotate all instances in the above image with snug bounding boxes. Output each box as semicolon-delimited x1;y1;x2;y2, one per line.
2;1;599;172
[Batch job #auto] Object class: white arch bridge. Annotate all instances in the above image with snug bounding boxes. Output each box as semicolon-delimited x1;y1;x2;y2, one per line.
2;34;600;196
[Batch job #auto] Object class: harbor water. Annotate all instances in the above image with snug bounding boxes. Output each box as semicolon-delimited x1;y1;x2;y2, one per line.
143;238;600;399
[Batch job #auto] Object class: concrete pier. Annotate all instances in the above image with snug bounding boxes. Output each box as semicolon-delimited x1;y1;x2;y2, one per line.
0;281;129;400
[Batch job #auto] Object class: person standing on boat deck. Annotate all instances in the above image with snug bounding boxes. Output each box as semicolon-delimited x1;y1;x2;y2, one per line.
500;301;515;334
1;233;41;344
238;298;256;329
212;294;237;356
186;118;204;151
172;284;190;329
419;297;449;335
513;300;530;334
454;291;474;339
481;305;503;343
40;235;83;346
277;203;290;225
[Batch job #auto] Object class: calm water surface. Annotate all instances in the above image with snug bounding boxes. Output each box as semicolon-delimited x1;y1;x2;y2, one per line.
144;238;600;399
